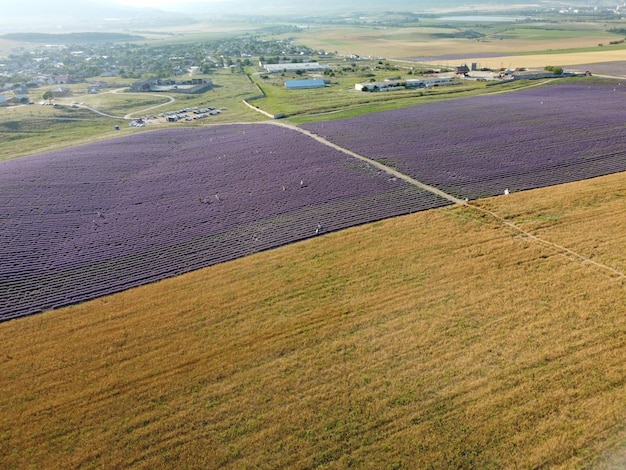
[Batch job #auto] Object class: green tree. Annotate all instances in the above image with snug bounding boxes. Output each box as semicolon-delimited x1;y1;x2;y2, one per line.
545;65;563;75
42;90;54;101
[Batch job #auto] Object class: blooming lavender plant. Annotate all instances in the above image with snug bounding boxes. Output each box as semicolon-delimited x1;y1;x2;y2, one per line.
303;83;626;199
0;124;449;320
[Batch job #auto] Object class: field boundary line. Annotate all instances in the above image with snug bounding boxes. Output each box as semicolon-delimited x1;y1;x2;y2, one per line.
469;204;626;279
267;121;626;279
268;121;464;205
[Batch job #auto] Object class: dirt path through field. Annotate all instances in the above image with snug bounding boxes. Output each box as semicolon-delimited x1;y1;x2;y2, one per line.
270;120;465;205
72;88;176;120
269;120;626;279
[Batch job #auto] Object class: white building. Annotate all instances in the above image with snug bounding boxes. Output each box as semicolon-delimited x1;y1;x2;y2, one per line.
355;77;454;92
263;62;330;74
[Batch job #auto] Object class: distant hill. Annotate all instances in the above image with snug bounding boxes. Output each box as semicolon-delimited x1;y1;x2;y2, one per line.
1;32;144;44
0;0;571;33
173;0;553;14
1;0;159;18
0;0;191;34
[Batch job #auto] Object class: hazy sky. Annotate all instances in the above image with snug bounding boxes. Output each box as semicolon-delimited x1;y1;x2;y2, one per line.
108;0;227;10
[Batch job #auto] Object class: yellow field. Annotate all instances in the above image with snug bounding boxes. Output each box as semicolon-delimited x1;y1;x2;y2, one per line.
289;23;626;73
459;49;626;72
2;170;626;468
292;24;613;57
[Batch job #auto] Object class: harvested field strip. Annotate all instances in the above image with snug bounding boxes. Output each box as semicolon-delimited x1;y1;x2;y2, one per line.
2;172;626;467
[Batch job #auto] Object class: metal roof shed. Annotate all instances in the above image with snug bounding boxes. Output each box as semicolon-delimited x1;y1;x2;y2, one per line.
285;79;326;90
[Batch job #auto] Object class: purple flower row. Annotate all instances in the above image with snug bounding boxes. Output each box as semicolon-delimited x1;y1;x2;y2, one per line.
302;83;626;199
1;124;450;320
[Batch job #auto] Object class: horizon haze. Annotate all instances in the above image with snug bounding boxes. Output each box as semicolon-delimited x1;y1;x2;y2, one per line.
0;0;596;34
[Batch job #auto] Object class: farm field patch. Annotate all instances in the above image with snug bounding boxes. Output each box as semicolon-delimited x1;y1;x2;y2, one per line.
2;171;626;468
453;47;626;71
0;123;449;321
302;82;626;200
64;92;172;117
569;60;626;77
289;23;616;62
4;11;626;468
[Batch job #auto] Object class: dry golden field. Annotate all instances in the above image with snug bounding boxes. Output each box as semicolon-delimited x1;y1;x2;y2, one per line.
291;24;616;59
2;170;626;468
290;23;626;72
459;49;626;72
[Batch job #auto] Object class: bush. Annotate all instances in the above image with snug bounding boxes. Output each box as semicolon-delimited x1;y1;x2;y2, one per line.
544;65;563;75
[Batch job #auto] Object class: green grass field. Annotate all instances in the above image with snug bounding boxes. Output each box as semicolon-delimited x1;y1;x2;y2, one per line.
0;105;125;161
0;70;267;161
69;92;172;117
246;64;509;120
497;26;611;41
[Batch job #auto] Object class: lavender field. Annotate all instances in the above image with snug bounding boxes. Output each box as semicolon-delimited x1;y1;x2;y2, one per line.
0;124;450;321
303;82;626;199
570;61;626;77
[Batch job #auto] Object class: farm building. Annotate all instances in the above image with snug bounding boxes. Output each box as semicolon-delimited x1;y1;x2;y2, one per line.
355;81;404;92
285;79;326;90
509;70;560;80
406;77;454;88
355;77;454;92
263;62;331;74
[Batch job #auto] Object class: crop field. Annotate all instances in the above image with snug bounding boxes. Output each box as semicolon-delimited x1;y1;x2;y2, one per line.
288;22;619;62
1;170;626;468
283;19;626;73
569;60;626;77
5;11;626;468
462;48;626;71
6;81;626;321
0;123;450;321
302;82;626;200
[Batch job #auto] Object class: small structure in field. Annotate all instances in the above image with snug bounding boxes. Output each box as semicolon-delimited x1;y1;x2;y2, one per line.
455;64;470;75
355;77;454;92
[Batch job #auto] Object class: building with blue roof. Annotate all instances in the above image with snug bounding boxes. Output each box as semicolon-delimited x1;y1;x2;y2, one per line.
285;79;326;90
